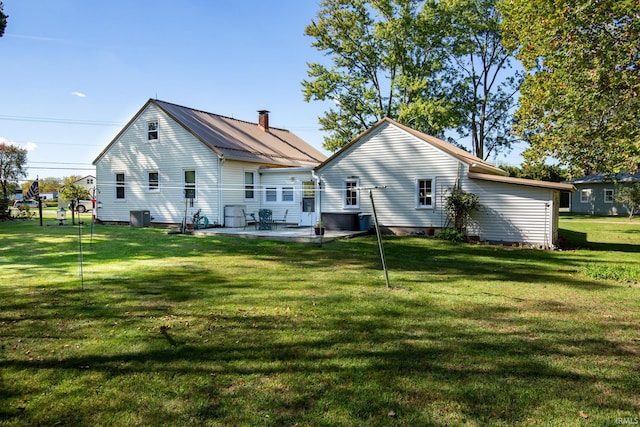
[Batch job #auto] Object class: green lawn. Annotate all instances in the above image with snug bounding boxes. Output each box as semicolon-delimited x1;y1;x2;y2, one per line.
1;213;639;426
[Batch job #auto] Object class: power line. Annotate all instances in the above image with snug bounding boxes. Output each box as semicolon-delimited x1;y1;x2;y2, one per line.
0;114;124;127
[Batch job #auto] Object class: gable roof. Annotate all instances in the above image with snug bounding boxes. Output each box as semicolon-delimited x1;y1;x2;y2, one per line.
316;117;576;192
567;172;640;184
93;99;327;167
315;117;507;176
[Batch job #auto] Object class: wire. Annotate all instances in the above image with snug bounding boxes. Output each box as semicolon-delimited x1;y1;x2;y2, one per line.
0;114;124;127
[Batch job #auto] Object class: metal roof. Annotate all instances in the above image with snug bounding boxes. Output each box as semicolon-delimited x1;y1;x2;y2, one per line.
566;172;640;184
94;99;327;167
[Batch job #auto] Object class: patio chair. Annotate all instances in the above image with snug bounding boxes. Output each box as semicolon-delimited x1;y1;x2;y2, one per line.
258;209;273;230
273;209;288;229
243;209;257;230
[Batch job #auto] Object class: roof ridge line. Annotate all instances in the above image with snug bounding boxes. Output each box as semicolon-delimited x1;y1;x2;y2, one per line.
152;99;291;133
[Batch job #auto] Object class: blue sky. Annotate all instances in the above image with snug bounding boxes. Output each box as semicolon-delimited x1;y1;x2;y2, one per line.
1;0;523;183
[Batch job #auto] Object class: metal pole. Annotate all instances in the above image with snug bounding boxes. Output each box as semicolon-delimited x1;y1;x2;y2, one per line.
369;189;390;289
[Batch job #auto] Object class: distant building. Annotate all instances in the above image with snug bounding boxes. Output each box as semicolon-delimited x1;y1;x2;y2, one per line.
566;172;640;216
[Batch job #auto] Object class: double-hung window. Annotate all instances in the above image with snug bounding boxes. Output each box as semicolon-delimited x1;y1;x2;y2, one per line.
416;178;435;209
265;187;278;203
244;171;256;200
580;189;591;203
147;120;159;141
148;171;159;192
115;173;125;200
344;178;359;208
604;188;614;203
184;170;196;199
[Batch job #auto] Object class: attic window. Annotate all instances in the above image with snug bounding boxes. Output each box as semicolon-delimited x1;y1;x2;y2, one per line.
147;120;159;141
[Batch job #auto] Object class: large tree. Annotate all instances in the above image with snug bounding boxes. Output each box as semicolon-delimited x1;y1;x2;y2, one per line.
0;143;27;201
0;2;8;37
436;0;521;159
499;0;640;174
304;0;519;159
304;0;458;152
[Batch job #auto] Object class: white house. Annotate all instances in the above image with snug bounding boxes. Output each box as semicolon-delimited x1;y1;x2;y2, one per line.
315;118;575;248
92;99;326;227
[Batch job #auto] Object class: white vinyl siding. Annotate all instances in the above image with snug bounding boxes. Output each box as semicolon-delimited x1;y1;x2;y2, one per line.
94;103;221;224
317;121;558;247
318;123;459;227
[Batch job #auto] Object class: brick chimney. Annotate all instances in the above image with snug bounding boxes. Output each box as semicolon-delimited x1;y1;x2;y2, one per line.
258;110;270;131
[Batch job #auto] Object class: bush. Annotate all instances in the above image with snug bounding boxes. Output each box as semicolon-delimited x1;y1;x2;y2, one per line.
437;228;464;242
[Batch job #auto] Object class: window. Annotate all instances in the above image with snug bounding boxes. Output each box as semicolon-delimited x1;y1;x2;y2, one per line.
86;178;94;185
282;186;294;202
115;173;125;200
148;171;159;192
184;170;196;199
147;120;159;141
580;189;591;203
416;178;434;208
265;187;277;202
244;171;256;200
604;188;614;203
344;179;359;208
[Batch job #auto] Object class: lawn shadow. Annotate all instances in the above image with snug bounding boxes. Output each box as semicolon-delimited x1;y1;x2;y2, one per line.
559;229;640;253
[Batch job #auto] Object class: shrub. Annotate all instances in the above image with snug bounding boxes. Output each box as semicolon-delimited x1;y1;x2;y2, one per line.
437;228;464;242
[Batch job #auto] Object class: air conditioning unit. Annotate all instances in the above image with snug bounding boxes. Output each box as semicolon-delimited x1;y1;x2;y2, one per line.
130;210;151;227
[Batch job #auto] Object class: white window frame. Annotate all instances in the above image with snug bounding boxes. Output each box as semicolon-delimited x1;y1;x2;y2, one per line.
115;172;126;201
282;186;294;202
147;170;160;193
415;177;435;209
244;170;257;201
262;186;296;204
604;188;614;204
265;187;278;203
147;120;159;141
344;178;360;209
580;189;591;203
184;169;196;200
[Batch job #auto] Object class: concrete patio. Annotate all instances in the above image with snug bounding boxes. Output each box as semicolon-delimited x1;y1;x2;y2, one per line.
192;225;368;243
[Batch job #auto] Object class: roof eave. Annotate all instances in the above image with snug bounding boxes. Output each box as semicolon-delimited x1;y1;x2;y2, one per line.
469;172;577;192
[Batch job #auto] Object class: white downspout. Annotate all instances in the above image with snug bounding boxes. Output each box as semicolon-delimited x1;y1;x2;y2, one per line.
311;169;321;225
218;155;225;226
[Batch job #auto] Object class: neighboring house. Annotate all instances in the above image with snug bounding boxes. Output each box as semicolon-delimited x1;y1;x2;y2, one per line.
315;118;576;248
92;99;326;226
566;172;640;216
58;175;97;210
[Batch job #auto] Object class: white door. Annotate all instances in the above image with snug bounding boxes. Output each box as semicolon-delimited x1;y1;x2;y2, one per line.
299;181;315;226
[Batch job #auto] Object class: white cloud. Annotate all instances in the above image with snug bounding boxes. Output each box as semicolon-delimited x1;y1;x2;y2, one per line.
23;142;38;151
71;92;87;98
0;137;37;151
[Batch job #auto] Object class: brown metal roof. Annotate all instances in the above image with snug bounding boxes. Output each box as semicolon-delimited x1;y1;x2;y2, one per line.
468;172;576;191
94;99;326;167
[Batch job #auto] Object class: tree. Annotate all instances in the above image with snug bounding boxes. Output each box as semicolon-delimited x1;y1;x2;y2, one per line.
0;2;8;37
499;0;640;174
59;182;91;225
0;143;27;201
304;0;520;159
303;0;461;152
615;183;640;219
437;0;521;160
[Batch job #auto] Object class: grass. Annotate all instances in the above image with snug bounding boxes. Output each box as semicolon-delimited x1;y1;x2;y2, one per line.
1;212;639;426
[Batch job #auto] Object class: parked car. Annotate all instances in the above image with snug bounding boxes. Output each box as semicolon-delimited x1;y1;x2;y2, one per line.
69;199;94;213
13;199;40;209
